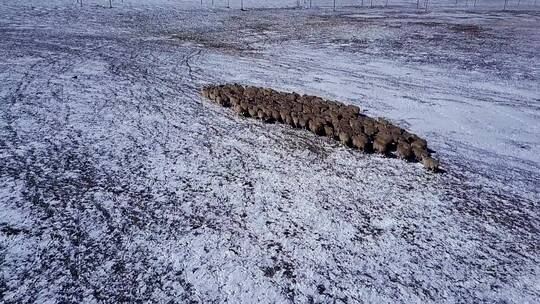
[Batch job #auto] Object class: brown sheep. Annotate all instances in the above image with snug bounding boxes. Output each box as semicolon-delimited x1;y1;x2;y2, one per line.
345;105;361;115
349;118;363;131
298;115;309;129
396;142;413;160
308;118;324;135
201;84;437;172
216;96;231;107
302;104;313;114
286;93;297;102
401;131;414;142
248;107;258;118
232;104;244;115
338;132;352;146
259;110;275;123
263;106;274;118
279;110;289;122
364;124;378;137
257;110;266;120
329;111;341;122
411;138;428;150
229;96;239;106
373;133;393;154
324;125;334;138
412;147;429;161
291;113;300;128
208;91;217;101
352;133;370;152
373;140;389;154
271;110;281;122
284;113;294;126
337;126;354;146
240;101;249;113
422;156;439;171
202;89;210;99
312;97;324;105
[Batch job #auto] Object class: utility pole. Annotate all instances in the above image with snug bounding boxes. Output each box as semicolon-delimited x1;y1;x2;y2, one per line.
109;0;112;8
334;0;336;11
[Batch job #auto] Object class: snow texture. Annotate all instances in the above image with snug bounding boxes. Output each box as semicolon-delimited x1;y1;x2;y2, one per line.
0;0;539;303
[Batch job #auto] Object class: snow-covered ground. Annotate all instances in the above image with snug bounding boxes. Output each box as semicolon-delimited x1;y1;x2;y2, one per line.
0;0;539;303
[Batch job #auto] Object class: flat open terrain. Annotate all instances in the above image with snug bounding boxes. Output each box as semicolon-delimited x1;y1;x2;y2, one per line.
1;0;539;303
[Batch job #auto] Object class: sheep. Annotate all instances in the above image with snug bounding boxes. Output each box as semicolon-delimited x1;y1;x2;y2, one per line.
216;96;230;107
272;110;281;122
284;113;294;126
345;105;361;115
298;115;310;129
412;147;429;161
377;127;402;146
412;141;427;151
201;84;438;172
286;93;298;102
364;124;378;137
339;131;352;146
202;88;210;99
302;104;313;114
337;126;354;146
422;156;439;171
291;113;300;128
329;111;341;122
229;96;239;107
208;91;217;101
232;104;244;116
373;133;393;154
248;107;258;118
349;118;363;131
411;136;428;150
324;125;334;138
308;118;324;135
262;106;273;118
240;101;250;113
396;142;413;160
352;133;370;152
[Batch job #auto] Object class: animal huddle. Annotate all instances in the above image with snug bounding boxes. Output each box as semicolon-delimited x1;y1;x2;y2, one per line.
202;84;440;171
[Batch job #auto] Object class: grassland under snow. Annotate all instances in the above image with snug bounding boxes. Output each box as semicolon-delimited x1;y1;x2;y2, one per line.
0;0;539;303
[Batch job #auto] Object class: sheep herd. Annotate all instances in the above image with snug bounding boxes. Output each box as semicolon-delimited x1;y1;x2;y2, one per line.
202;84;440;171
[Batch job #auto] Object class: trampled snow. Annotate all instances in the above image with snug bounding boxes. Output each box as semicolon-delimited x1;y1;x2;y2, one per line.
0;0;539;303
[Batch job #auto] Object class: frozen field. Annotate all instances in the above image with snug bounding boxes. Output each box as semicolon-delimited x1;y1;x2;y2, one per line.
1;0;539;303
